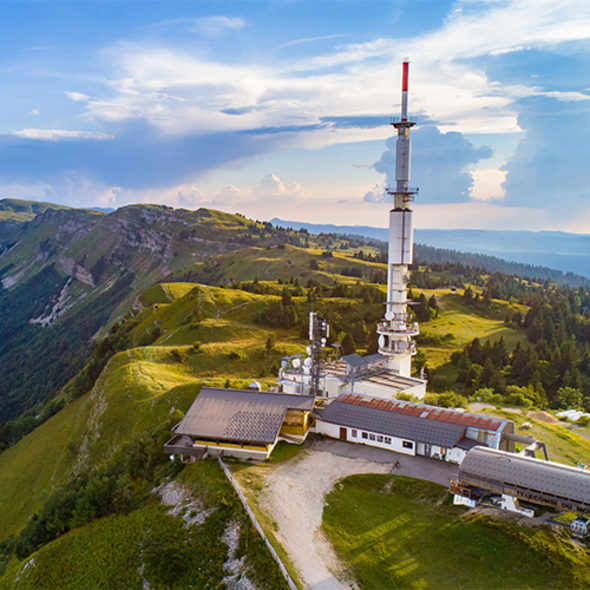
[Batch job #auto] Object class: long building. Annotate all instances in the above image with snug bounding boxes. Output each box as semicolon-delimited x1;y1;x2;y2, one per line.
314;393;514;464
455;447;590;515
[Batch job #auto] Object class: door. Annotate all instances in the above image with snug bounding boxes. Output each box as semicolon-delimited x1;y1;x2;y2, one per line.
339;427;347;441
425;444;431;457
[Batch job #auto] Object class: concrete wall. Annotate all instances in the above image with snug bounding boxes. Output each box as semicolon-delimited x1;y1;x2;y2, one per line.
316;420;470;464
446;447;467;465
196;443;270;461
316;420;416;456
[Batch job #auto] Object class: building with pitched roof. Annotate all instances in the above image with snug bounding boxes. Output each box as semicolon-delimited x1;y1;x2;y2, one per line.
165;387;316;460
455;447;590;516
314;393;514;464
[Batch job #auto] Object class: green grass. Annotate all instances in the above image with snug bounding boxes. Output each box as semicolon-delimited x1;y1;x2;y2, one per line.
0;460;289;590
323;474;590;590
0;395;92;540
482;409;590;467
419;291;528;369
267;442;305;464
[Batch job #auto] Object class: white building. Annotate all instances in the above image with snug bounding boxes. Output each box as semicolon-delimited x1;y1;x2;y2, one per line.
279;352;427;400
314;393;515;465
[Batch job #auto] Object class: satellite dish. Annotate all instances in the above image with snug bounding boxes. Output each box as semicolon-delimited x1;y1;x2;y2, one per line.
306;346;312;355
399;341;408;351
321;338;326;346
303;367;310;375
385;311;394;321
303;357;312;367
378;335;385;348
281;360;288;369
292;358;301;368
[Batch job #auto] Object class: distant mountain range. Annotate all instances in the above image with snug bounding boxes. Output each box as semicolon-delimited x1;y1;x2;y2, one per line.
271;219;590;279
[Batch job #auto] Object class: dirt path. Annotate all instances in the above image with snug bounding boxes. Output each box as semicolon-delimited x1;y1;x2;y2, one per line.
260;450;389;590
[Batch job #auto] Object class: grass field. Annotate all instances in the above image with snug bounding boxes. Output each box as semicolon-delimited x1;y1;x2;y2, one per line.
323;475;590;590
418;290;528;369
0;396;92;540
482;408;590;467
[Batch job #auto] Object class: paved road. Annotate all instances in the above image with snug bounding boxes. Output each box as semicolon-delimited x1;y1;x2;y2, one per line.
306;436;459;487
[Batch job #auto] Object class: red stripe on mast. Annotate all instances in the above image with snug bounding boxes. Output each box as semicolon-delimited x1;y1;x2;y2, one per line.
402;61;409;92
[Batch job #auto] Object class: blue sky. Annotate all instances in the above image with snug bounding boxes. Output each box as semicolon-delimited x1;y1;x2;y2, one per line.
1;0;590;231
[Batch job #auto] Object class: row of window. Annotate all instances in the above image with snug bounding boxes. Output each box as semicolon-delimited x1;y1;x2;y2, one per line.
350;429;414;450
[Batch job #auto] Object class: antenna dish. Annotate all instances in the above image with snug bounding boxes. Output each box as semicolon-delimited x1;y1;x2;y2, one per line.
385;311;394;321
281;360;287;369
306;346;312;355
321;338;326;346
303;357;312;368
303;367;310;375
292;358;301;368
399;341;408;351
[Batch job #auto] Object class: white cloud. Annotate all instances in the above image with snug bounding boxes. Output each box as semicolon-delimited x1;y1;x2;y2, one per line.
65;91;90;102
469;168;507;201
151;16;245;36
10;129;114;141
213;184;246;205
489;46;527;56
28;109;40;116
363;183;386;203
80;0;590;147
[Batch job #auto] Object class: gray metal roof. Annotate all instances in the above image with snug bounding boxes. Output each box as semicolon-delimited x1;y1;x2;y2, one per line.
176;388;315;445
316;400;466;448
341;353;365;368
341;353;386;369
460;448;590;504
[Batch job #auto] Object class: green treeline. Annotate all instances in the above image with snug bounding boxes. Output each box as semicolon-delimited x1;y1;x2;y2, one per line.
0;268;134;422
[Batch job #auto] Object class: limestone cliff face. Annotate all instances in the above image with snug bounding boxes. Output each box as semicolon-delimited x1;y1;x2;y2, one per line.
0;204;244;326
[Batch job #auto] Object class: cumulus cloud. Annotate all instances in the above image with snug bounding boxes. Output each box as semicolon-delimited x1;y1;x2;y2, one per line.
28;109;40;116
251;173;303;204
176;186;206;209
363;183;387;203
502;95;590;209
65;91;90;102
366;125;493;204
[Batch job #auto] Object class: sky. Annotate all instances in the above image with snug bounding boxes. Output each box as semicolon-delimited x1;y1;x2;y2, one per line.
1;0;590;231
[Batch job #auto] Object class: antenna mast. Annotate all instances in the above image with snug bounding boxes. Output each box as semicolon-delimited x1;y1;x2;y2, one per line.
376;59;419;377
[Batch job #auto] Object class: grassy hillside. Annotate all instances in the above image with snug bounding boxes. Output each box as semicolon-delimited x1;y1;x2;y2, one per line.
171;243;384;286
418;288;528;369
0;395;92;540
0;461;288;590
323;475;590;589
2;237;589;589
0;198;73;223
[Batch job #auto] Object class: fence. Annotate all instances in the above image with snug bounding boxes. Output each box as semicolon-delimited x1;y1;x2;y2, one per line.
217;457;299;590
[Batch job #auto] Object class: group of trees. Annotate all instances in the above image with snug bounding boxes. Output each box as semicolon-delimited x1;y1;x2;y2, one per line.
10;410;184;561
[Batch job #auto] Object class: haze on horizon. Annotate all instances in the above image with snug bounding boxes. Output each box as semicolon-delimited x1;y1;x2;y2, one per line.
0;0;589;233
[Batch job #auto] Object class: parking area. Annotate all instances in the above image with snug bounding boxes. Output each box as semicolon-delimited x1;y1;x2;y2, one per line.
306;436;459;487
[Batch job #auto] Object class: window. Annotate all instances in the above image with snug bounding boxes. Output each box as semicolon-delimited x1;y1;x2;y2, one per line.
403;441;414;449
385;437;392;444
362;432;368;439
369;434;376;441
377;435;384;443
352;429;358;438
